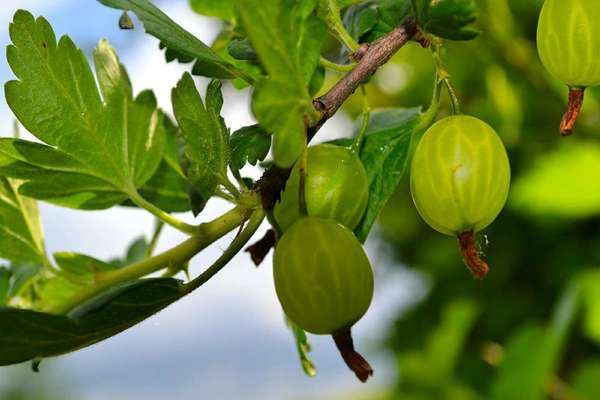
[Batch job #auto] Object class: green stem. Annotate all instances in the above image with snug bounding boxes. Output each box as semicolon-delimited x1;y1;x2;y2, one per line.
146;220;165;257
323;0;359;52
184;209;265;293
444;78;461;115
351;86;371;153
129;190;198;235
431;41;461;115
220;176;242;199
46;207;251;314
320;57;356;73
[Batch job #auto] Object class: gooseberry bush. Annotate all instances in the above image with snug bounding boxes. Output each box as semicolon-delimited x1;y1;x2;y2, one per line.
0;0;587;384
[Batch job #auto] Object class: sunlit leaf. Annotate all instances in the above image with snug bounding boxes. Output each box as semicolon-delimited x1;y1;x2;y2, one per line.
354;108;423;242
172;74;230;214
3;11;165;209
98;0;247;79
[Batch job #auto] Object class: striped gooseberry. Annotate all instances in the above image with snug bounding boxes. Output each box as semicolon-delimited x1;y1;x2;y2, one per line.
537;0;600;135
410;115;511;279
274;144;369;231
273;217;374;381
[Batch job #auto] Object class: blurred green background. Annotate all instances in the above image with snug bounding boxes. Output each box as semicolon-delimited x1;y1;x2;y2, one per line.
344;0;600;398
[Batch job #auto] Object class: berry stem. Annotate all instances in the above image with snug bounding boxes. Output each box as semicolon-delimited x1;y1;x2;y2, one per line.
332;329;373;383
560;88;585;136
458;230;489;280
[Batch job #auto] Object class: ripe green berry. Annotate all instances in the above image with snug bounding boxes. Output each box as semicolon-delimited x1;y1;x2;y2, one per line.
537;0;600;135
273;217;374;335
410;116;510;279
274;144;369;232
411;115;510;236
537;0;600;89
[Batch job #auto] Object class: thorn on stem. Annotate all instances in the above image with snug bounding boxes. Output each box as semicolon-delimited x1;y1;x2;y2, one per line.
332;329;373;383
458;230;489;280
560;88;585;136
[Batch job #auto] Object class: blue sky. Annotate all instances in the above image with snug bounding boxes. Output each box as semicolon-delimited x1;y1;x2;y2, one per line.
0;1;420;399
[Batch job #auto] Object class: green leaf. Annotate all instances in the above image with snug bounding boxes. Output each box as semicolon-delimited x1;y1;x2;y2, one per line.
398;299;479;385
571;360;600;400
53;253;119;278
510;143;600;219
3;11;165;209
286;317;317;377
0;178;45;263
413;0;479;41
580;270;600;343
0;278;186;366
491;282;581;400
0;268;11;306
98;0;246;80
236;0;323;167
129;118;191;213
230;125;271;171
172;74;230;213
5;262;40;302
190;0;235;20
354;108;423;242
108;237;148;267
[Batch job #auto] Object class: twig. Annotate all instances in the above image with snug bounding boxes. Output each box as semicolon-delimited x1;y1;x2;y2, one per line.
258;17;418;208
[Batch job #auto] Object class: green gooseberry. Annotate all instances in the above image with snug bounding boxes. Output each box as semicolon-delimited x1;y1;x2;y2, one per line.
274;144;369;232
273;217;374;335
537;0;600;135
410;115;511;278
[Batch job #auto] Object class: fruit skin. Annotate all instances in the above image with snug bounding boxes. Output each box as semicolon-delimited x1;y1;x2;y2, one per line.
274;144;369;232
273;217;374;335
410;115;511;236
537;0;600;88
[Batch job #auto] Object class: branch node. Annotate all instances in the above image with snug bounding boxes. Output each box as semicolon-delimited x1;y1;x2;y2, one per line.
332;329;373;383
560;88;585;136
351;43;370;61
458;230;489;280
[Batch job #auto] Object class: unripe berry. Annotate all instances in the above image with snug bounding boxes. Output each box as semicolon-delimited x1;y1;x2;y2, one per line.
537;0;600;135
273;217;373;335
274;144;369;231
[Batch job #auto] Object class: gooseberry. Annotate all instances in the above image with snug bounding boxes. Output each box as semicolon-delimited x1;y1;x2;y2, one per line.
274;144;369;232
537;0;600;135
273;217;374;381
410;115;511;278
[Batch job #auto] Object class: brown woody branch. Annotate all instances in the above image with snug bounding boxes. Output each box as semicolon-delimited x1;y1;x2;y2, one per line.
258;17;419;210
313;17;418;130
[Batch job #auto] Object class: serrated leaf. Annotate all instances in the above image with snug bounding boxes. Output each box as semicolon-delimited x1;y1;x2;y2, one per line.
0;278;186;366
0;177;45;263
128;118;191;213
236;0;323;167
3;11;165;209
98;0;246;80
172;74;230;213
354;108;423;242
190;0;235;20
230;125;271;171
